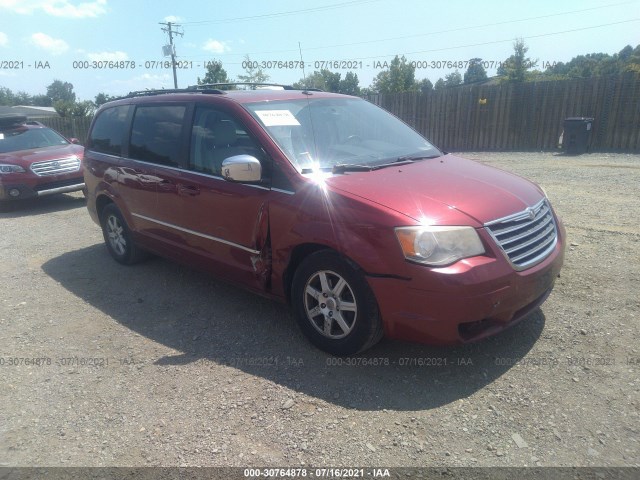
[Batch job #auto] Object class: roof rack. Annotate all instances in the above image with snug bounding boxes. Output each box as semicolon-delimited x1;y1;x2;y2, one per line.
124;86;226;98
194;82;295;90
196;83;324;93
122;83;324;100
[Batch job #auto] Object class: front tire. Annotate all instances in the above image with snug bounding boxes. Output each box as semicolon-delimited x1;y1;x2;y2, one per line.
291;250;383;356
100;204;147;265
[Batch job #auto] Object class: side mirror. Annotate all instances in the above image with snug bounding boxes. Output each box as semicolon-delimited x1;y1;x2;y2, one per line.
69;138;81;145
221;155;262;183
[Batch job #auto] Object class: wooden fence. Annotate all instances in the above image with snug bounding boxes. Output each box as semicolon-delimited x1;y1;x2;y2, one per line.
27;73;640;152
35;116;93;144
366;72;640;152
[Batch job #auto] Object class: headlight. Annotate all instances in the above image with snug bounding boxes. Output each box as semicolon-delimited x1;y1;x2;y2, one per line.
0;164;26;174
395;226;485;266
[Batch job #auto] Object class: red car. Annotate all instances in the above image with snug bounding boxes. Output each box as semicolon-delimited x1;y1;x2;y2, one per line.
84;85;565;355
0;115;85;207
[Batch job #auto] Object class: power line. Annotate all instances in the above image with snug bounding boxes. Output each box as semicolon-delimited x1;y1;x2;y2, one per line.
373;18;640;61
178;1;639;59
177;18;640;65
300;1;640;52
180;0;380;25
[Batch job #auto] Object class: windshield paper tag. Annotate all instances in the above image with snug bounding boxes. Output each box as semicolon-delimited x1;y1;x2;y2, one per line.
0;133;4;140
256;110;300;127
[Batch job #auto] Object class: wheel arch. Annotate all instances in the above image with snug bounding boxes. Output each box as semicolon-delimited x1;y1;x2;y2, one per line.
95;193;114;221
282;242;365;305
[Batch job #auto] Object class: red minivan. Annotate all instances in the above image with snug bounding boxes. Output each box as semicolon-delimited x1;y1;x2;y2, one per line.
84;85;565;355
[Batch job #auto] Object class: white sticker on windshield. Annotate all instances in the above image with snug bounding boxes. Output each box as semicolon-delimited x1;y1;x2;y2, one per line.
0;133;4;140
256;110;300;127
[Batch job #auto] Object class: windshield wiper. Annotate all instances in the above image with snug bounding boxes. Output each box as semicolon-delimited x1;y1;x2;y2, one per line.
321;155;441;174
332;159;427;174
331;164;374;173
395;153;442;162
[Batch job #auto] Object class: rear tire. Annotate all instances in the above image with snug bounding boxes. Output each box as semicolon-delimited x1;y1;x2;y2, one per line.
291;250;383;356
100;204;148;265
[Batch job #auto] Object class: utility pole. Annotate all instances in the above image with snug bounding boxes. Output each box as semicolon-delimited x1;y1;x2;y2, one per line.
159;21;183;89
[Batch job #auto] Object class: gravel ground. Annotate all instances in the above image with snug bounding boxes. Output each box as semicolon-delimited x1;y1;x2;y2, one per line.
0;152;638;469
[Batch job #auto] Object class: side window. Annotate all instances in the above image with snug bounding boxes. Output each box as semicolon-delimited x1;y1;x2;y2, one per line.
129;105;186;167
88;105;130;155
189;106;266;176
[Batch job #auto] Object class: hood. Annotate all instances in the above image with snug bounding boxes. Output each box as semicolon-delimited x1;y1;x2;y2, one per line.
325;154;545;227
0;144;83;166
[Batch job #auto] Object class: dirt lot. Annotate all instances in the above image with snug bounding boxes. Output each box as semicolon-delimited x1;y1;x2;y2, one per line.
0;152;638;470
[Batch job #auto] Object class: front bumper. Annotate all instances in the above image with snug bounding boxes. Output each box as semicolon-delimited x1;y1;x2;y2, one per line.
0;178;85;201
368;220;566;345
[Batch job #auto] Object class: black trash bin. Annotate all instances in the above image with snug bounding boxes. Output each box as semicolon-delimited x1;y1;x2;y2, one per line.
562;117;594;154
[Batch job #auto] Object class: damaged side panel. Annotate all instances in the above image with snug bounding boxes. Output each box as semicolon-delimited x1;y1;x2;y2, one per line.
250;200;272;289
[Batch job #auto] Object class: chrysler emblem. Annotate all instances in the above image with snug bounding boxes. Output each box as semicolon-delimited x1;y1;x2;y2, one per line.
52;161;60;168
526;207;535;220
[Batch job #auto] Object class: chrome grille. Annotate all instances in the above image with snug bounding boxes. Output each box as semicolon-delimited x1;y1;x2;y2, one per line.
484;199;558;270
30;156;81;176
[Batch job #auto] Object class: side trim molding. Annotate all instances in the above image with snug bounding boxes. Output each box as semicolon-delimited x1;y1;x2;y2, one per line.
131;213;260;255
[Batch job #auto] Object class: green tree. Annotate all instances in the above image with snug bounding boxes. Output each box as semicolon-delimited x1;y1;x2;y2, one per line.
499;39;537;83
293;70;360;95
197;60;231;86
359;86;374;96
53;100;94;117
237;55;270;85
53;100;73;117
464;58;488;84
371;55;417;93
294;69;341;91
94;93;113;107
1;87;50;106
444;70;463;87
417;78;433;93
71;101;95;117
432;72;462;90
339;72;361;95
624;44;640;72
30;94;52;106
570;54;609;77
618;45;633;62
542;45;640;78
46;80;76;104
295;70;336;91
14;91;33;105
0;86;17;106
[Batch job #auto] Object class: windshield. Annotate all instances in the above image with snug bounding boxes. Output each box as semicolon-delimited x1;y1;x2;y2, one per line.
245;97;440;172
0;127;69;154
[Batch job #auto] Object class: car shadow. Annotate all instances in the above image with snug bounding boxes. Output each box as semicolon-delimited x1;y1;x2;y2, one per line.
42;244;545;411
0;193;85;217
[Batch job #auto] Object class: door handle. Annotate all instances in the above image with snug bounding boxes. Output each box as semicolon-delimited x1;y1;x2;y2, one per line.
178;184;200;196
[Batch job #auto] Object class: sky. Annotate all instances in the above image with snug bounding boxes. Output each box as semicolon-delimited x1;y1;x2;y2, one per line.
0;0;639;102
